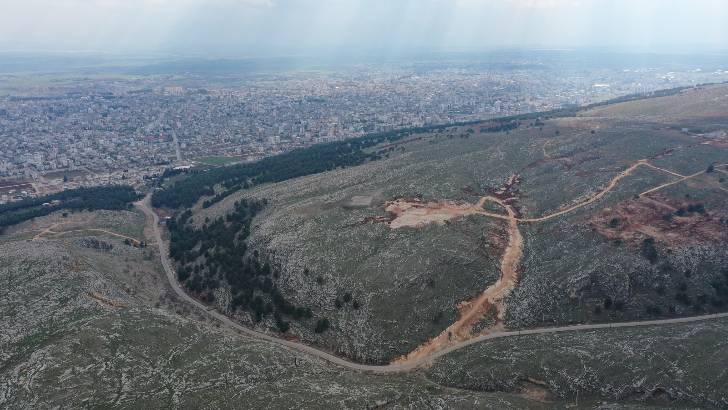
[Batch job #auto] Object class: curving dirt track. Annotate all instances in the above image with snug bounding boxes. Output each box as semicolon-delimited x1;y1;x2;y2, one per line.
392;196;523;364
518;160;649;223
138;193;728;374
42;228;143;243
517;161;727;223
136;157;728;373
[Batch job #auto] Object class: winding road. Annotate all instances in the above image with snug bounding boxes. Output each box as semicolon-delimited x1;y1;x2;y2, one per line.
136;181;728;373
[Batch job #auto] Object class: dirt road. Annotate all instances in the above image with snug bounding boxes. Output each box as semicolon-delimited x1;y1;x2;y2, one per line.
136;158;728;373
137;195;728;373
519;160;648;223
42;228;142;243
393;196;523;363
518;161;727;223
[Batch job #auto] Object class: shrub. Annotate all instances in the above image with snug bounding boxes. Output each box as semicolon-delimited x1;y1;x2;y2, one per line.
275;312;290;333
433;311;444;323
687;203;705;214
604;297;613;310
646;305;662;315
641;238;658;264
314;318;330;333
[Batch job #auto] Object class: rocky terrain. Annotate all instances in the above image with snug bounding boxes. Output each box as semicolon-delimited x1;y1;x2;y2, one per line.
2;84;728;408
192;84;728;364
427;318;728;408
0;211;542;408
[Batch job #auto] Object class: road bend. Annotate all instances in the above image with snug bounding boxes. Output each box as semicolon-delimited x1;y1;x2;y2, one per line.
136;194;728;374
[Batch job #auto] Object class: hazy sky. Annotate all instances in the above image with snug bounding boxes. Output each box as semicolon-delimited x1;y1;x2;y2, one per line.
2;0;727;56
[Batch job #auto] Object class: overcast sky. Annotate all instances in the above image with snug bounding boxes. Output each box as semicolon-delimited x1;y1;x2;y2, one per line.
2;0;727;56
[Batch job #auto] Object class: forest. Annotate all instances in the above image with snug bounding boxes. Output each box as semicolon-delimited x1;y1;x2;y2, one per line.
0;185;140;232
168;199;315;332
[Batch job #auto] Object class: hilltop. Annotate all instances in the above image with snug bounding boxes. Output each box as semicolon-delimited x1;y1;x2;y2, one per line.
2;83;728;408
171;84;728;365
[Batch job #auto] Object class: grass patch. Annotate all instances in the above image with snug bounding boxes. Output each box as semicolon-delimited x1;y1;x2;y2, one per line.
194;156;241;166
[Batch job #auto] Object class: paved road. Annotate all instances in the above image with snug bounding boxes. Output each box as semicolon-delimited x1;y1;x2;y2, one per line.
136;194;728;374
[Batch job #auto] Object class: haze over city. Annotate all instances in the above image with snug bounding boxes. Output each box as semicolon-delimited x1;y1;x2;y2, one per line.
2;0;728;56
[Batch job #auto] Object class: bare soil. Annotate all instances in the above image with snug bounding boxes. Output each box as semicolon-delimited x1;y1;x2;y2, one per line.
590;194;728;248
390;196;523;364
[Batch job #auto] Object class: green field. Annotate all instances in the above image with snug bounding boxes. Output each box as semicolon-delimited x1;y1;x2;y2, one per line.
194;155;243;166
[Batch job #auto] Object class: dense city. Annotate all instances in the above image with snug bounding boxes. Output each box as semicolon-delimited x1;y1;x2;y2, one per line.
1;57;727;203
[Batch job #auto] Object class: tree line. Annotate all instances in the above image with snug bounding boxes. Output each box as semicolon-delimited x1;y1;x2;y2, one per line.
0;186;140;232
151;119;510;210
154;83;696;212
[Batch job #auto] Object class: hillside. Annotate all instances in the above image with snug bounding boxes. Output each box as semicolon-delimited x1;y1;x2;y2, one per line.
0;210;541;408
181;83;728;364
2;83;728;408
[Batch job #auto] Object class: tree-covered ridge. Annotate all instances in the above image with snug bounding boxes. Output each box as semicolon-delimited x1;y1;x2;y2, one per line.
0;185;140;232
168;199;314;332
151;83;706;211
151;120;495;209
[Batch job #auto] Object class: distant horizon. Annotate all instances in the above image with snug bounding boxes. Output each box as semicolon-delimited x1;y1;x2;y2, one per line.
3;46;728;59
2;47;728;77
2;0;727;57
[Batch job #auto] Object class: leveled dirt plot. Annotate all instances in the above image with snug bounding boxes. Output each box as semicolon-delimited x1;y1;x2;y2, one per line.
390;195;524;364
384;197;509;228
